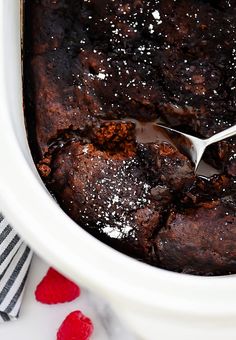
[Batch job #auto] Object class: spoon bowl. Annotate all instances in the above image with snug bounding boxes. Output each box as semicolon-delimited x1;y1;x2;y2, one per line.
157;124;236;171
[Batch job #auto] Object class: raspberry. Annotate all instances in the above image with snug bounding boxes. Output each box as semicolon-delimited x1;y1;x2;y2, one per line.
35;267;80;304
57;311;94;340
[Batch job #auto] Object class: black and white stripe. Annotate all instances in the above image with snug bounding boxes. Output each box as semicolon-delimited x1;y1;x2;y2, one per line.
0;214;32;322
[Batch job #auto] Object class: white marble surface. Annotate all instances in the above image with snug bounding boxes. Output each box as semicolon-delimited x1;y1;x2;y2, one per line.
0;256;137;340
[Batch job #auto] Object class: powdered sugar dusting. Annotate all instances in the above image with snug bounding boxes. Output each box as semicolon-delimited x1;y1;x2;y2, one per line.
152;9;162;25
97;72;106;80
152;9;160;20
76;151;151;239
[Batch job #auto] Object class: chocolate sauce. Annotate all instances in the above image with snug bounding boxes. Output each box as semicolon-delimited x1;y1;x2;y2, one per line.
131;120;175;145
197;161;221;177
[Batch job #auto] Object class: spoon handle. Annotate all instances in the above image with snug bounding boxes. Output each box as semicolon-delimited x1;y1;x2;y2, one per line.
206;125;236;146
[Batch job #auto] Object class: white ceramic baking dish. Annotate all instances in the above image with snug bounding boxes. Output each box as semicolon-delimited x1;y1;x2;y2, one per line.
1;1;236;339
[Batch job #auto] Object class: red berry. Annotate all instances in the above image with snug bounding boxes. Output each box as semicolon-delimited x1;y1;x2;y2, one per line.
57;311;94;340
35;267;80;304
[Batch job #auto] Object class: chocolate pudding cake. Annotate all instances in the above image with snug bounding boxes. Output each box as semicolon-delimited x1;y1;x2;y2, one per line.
24;0;236;275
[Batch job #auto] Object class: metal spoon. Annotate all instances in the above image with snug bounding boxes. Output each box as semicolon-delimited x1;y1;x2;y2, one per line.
156;124;236;171
102;118;236;171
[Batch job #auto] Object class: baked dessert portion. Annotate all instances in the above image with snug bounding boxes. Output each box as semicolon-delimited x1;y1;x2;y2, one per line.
25;0;236;275
157;200;236;275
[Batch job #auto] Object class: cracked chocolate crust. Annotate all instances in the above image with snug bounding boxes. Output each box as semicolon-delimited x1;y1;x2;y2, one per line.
24;0;236;275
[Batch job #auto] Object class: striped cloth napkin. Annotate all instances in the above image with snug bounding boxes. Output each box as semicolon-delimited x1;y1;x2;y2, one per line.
0;214;33;322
